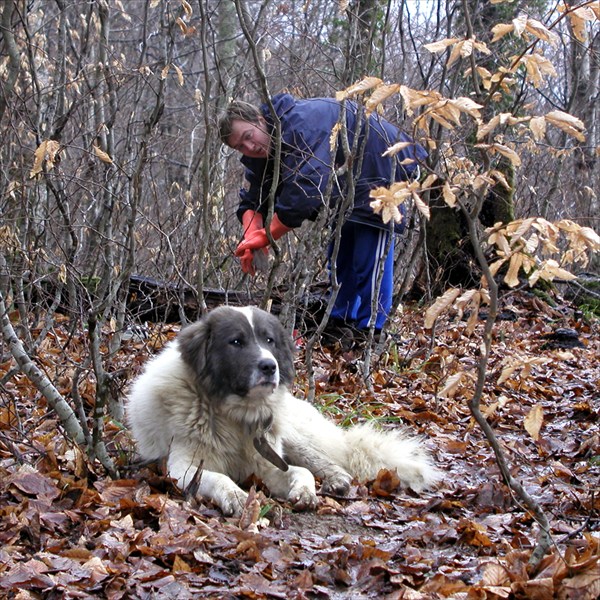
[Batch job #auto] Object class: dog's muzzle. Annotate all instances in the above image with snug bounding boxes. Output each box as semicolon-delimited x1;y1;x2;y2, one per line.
254;357;279;388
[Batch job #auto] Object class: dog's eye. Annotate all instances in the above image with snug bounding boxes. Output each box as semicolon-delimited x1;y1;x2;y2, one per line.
229;338;243;347
265;336;275;345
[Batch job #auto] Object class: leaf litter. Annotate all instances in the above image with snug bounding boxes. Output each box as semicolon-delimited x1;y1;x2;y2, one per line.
0;291;598;598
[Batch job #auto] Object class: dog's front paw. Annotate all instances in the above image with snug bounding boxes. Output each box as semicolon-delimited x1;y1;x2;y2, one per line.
288;485;318;511
218;486;249;517
321;471;352;496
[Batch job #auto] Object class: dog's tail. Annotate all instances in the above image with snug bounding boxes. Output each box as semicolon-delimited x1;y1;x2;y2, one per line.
342;422;442;492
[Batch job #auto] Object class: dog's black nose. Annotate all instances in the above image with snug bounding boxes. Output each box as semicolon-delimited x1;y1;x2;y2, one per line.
258;358;277;377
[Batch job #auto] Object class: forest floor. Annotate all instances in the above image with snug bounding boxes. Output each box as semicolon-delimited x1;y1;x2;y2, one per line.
0;290;598;599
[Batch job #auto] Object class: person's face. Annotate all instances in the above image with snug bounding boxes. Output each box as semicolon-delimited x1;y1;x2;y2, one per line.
227;118;271;158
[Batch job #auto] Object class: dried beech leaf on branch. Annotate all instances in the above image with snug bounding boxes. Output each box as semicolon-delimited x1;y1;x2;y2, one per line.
491;15;557;44
529;116;547;141
369;186;402;224
365;83;399;116
398;86;444;116
369;180;425;224
335;77;382;101
490;169;511;190
476;112;528;140
181;0;193;18
518;53;557;88
451;97;484;119
382;141;413;157
424;287;461;329
30;140;61;178
442;181;458;208
505;253;525;287
528;259;577;286
563;4;596;43
423;38;460;54
412;192;430;220
493;143;522;167
338;0;349;13
329;122;341;153
476;143;522;167
545;110;586;142
484;217;597;287
93;145;113;165
454;289;478;320
557;221;600;266
523;17;558;45
173;64;184;86
491;22;515;43
176;17;191;36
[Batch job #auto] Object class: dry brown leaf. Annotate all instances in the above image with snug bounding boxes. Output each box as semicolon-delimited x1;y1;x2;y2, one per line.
504;253;524;287
173;64;184;86
329;122;341;152
412;192;430;220
30;140;61;178
181;0;193;18
372;468;401;497
524;404;544;441
481;562;511;586
365;83;399;115
438;372;464;399
559;571;600;600
335;76;383;101
382;141;413;157
423;38;460;54
528;259;576;286
93;144;113;164
545;110;585;142
442;181;457;208
424;287;462;329
493;143;522;167
491;22;515;43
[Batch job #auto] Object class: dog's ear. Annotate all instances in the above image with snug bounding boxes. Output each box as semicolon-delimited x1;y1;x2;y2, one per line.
177;318;210;377
273;316;296;387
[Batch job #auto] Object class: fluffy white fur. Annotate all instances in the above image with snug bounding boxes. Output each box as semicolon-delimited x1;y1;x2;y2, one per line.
127;306;441;516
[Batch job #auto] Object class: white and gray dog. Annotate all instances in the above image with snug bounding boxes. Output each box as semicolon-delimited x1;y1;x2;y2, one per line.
127;306;441;516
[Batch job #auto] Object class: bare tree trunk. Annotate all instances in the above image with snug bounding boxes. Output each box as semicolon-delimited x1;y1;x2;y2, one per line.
566;0;599;227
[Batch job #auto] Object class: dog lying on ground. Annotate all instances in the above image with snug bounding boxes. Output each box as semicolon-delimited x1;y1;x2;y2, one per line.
127;306;441;516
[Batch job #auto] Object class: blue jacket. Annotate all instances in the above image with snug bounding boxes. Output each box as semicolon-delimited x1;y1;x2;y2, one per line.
237;94;427;233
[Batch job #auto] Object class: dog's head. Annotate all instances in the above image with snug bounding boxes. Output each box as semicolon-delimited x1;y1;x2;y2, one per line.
177;306;295;403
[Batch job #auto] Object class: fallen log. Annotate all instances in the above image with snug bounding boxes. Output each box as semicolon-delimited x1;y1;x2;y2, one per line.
126;275;260;323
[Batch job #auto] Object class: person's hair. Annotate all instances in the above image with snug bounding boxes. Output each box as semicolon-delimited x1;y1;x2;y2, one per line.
218;101;262;144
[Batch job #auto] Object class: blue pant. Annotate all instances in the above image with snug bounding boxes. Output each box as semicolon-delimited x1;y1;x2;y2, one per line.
329;221;394;330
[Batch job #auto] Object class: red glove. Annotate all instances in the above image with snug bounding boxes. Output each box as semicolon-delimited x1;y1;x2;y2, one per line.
241;210;263;235
237;210;268;275
238;248;256;274
235;213;292;256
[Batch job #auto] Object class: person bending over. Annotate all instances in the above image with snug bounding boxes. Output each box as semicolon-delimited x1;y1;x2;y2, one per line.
218;93;426;340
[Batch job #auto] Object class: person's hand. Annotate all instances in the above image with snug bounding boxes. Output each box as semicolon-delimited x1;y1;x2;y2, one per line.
238;248;255;275
237;245;268;275
236;214;292;257
237;210;268;275
235;228;269;256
